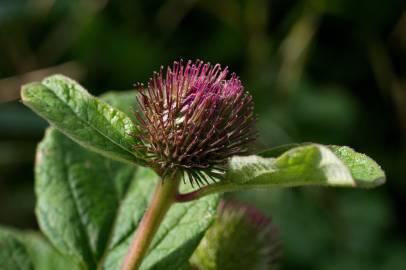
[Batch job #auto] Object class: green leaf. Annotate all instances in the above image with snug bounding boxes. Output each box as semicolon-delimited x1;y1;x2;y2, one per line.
192;144;385;197
35;128;134;269
35;127;219;270
0;226;75;270
327;145;386;188
102;182;219;270
0;226;33;270
228;144;358;187
260;144;386;188
21;74;145;165
23;232;77;270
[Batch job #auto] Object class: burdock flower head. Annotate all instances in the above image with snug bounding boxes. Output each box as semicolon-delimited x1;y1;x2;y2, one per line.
190;200;280;270
133;60;256;185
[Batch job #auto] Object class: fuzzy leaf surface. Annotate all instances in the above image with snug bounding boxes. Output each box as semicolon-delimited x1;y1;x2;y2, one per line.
21;75;144;165
258;144;386;188
196;144;385;196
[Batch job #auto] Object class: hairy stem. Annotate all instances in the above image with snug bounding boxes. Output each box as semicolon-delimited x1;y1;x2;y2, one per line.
121;175;181;270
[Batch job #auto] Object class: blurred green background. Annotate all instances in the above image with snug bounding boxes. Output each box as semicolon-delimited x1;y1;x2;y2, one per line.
0;0;405;269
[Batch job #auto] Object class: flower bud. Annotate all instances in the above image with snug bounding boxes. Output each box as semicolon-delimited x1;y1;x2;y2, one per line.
133;60;256;185
190;200;280;270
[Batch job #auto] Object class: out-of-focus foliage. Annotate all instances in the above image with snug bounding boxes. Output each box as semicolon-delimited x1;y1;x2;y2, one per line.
0;225;76;270
191;201;279;270
0;0;405;269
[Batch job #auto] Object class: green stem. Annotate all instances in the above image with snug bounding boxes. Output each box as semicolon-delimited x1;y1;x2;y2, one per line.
121;174;181;270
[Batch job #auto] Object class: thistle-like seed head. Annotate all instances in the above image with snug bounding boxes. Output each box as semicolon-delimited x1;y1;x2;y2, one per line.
133;60;256;185
190;200;280;270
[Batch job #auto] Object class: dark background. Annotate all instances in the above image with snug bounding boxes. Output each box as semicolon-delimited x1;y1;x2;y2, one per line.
1;0;405;269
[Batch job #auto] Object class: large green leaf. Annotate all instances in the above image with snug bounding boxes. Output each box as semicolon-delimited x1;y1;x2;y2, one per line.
228;144;385;188
35;128;134;269
0;226;75;270
189;144;385;198
35;127;219;270
21;75;145;165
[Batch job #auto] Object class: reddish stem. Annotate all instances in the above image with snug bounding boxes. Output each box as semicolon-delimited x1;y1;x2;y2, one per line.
120;176;180;270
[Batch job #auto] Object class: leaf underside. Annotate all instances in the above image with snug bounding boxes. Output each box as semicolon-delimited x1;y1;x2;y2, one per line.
220;143;385;191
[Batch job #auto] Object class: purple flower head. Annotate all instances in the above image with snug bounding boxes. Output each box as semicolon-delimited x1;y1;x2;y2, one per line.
133;60;256;185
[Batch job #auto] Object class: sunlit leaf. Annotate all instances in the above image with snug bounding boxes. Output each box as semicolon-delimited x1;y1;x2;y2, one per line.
21;75;145;165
